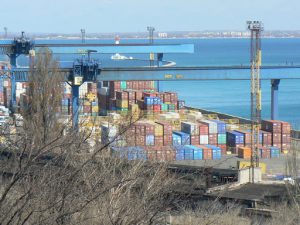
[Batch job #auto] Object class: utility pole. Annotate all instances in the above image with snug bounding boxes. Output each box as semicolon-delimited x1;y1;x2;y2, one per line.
80;29;86;43
247;21;263;183
4;27;7;39
147;26;155;67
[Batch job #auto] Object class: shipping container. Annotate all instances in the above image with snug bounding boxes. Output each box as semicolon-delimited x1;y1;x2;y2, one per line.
199;135;209;145
206;145;222;160
261;120;282;133
199;120;218;134
181;121;199;135
172;131;191;145
238;147;251;159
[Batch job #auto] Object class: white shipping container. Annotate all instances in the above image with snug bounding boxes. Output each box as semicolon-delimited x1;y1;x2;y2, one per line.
200;135;209;144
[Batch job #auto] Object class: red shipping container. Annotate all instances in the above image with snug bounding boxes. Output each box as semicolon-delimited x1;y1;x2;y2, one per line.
281;121;291;134
145;123;155;135
191;135;200;145
261;130;272;146
132;81;138;90
153;104;161;112
201;146;212;160
155;136;164;146
134;124;146;135
272;133;282;144
281;133;291;143
163;135;172;146
208;134;218;145
138;81;144;90
198;122;209;135
127;81;133;89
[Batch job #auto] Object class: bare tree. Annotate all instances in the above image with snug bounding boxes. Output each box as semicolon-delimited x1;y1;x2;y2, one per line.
0;49;178;225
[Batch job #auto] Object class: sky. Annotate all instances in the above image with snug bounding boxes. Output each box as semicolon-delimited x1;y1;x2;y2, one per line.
1;0;300;33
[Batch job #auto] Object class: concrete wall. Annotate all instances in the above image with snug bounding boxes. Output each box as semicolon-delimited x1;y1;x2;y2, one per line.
238;167;262;184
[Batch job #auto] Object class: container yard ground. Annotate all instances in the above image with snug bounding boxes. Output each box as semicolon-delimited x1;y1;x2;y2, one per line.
170;151;300;176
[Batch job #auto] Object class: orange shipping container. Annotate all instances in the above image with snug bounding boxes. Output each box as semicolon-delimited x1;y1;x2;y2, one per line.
238;147;251;159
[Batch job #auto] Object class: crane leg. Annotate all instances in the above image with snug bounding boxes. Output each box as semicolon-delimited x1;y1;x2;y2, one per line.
72;85;80;131
271;79;280;120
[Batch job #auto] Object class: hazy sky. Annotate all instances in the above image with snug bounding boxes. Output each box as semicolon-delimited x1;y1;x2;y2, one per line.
1;0;299;33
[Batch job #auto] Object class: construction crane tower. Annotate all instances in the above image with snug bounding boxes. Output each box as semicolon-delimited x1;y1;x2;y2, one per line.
247;21;263;182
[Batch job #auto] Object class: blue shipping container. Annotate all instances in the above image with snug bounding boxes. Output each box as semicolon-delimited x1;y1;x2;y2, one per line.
146;135;155;146
192;146;203;160
211;120;227;134
172;131;190;145
227;131;244;146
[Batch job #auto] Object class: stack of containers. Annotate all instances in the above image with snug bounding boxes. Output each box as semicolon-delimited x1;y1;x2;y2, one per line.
212;120;227;154
157;121;172;146
226;131;244;153
198;122;209;145
172;131;190;146
181;121;200;145
234;130;251;148
281;122;291;152
206;145;222;160
261;130;272;147
200;120;218;145
261;120;282;149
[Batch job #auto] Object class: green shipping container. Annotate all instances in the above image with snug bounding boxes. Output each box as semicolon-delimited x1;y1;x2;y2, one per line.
217;134;227;144
120;81;127;90
161;103;168;111
168;104;176;112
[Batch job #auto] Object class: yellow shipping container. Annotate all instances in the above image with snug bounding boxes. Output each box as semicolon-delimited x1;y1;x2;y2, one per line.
237;161;266;174
154;123;164;136
84;101;91;106
116;99;128;108
92;106;99;112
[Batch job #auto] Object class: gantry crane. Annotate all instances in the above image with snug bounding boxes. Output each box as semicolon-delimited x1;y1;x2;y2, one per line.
247;21;263;182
